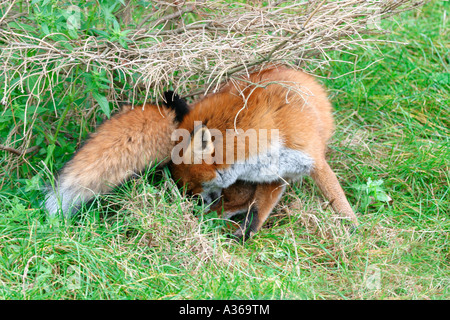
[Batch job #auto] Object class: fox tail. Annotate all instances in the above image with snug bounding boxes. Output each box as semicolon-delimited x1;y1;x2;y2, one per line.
45;91;190;217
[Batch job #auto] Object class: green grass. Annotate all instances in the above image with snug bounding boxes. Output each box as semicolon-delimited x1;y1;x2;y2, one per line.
0;1;449;299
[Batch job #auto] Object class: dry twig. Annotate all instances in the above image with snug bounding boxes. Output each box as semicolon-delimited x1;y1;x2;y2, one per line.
0;0;428;170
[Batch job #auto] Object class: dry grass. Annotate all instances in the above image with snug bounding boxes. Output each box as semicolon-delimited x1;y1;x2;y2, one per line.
0;0;429;180
1;0;428;105
108;170;237;272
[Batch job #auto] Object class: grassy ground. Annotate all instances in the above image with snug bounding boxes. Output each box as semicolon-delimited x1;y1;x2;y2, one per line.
0;1;448;299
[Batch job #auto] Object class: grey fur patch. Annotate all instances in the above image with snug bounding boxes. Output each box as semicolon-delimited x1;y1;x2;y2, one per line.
44;180;94;217
45;186;79;217
201;145;314;205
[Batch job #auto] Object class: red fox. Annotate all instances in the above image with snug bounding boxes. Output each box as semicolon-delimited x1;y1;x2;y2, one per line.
45;91;189;217
170;65;358;241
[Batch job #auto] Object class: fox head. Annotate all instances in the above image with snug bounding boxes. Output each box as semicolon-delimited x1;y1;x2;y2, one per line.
170;124;224;205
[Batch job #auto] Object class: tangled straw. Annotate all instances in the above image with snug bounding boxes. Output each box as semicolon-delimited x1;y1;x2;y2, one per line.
0;0;428;162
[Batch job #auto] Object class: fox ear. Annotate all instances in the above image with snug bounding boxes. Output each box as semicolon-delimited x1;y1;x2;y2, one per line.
184;126;214;163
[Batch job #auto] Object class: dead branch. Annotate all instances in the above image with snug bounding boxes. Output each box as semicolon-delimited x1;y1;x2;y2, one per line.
0;145;40;156
0;0;429;156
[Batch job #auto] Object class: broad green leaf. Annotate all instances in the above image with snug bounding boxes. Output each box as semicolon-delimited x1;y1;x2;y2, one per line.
92;91;111;118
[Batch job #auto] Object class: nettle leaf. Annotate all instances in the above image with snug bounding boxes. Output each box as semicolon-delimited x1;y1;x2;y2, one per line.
25;175;41;192
68;28;79;39
40;23;50;35
353;177;393;210
44;143;56;165
352;183;368;191
373;191;392;203
8;21;36;32
92;91;111;118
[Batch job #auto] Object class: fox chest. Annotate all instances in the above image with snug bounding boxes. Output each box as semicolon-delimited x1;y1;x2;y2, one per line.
209;146;314;189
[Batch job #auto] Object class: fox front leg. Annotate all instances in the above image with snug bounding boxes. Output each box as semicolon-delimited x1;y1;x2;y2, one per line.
232;181;286;243
310;159;359;226
209;180;257;218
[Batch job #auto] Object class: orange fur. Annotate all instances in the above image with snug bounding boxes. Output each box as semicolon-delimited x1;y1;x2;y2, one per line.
171;65;358;241
46;104;179;216
209;180;256;216
64;104;176;191
171;65;333;191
